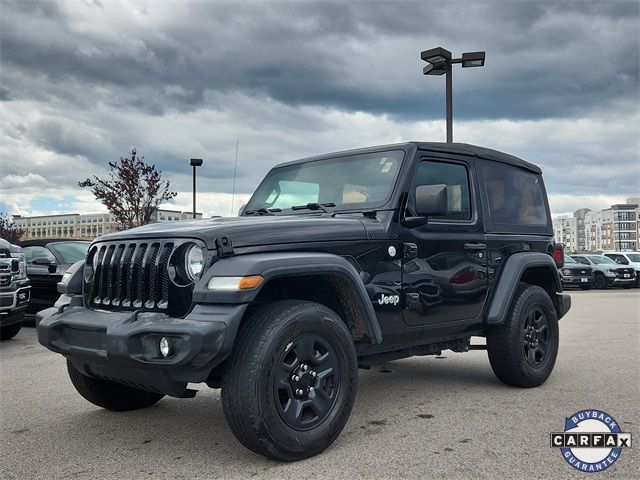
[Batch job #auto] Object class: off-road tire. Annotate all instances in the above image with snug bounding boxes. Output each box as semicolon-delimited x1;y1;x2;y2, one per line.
221;300;358;461
487;283;559;388
67;360;164;411
594;273;607;290
0;323;21;340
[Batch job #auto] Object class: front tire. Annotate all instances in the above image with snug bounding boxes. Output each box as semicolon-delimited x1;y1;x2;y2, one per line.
594;273;607;290
66;360;164;411
222;300;358;461
0;322;21;340
487;284;559;388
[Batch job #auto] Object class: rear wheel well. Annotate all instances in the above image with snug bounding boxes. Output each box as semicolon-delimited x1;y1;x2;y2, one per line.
250;274;372;343
519;266;560;314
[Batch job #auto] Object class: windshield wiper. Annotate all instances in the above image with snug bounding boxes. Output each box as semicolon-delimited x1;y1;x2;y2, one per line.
291;202;336;212
244;208;281;216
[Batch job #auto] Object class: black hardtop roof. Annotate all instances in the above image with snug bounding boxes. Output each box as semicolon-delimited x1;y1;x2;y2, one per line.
275;141;542;174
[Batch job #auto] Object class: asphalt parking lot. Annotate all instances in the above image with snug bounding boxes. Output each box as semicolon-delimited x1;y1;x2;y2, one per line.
1;290;638;479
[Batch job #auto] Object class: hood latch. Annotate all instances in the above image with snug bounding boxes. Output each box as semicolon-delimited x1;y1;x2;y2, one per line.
216;235;234;258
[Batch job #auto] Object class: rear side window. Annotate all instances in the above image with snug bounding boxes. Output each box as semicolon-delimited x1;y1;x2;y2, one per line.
410;160;472;221
483;166;547;225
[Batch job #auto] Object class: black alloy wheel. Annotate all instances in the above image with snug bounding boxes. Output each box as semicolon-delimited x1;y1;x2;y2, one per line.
222;300;358;461
521;307;549;368
275;334;340;430
487;283;559;388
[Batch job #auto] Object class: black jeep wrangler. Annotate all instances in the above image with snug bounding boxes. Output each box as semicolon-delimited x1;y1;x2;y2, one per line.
38;142;570;460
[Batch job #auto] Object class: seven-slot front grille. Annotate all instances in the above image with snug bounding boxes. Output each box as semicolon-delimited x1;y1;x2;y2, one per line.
85;239;199;317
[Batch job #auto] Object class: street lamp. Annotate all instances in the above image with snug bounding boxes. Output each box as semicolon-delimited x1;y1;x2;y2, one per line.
189;158;203;219
421;47;485;143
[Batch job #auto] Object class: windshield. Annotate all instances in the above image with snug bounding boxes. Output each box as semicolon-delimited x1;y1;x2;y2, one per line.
586;255;615;265
49;241;90;263
564;255;577;264
626;253;640;262
244;150;404;213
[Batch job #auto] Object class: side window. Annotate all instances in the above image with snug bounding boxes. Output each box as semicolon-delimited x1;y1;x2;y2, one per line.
608;254;628;265
23;246;56;264
484;166;547;225
410;160;472;221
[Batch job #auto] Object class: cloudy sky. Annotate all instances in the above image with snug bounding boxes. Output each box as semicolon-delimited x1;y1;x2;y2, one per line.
1;0;638;219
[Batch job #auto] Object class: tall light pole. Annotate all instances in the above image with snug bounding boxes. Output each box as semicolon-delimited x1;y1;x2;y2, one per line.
189;158;203;219
421;47;485;143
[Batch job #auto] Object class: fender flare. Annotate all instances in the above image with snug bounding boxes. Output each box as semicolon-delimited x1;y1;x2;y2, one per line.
193;252;382;344
486;251;563;325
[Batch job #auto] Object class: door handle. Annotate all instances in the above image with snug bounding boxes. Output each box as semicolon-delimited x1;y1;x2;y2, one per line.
464;243;486;251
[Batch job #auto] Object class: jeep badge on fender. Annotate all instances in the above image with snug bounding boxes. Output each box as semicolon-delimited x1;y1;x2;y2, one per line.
38;142;571;461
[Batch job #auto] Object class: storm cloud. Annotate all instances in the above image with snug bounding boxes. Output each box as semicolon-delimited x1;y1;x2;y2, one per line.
1;0;638;217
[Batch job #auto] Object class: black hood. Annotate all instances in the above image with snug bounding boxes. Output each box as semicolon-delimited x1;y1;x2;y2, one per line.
98;214;368;249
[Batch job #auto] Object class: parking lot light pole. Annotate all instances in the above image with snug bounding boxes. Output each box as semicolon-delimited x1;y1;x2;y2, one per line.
189;158;203;219
421;48;485;143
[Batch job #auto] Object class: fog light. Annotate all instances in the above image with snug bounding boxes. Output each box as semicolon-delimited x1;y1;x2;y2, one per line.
159;337;171;358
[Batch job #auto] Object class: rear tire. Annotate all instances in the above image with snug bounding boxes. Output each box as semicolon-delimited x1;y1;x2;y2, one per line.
487;284;559;388
222;300;358;461
66;360;164;411
0;322;21;340
594;274;607;290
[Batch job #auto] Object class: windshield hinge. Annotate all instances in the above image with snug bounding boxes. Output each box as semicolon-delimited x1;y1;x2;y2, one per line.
215;235;234;258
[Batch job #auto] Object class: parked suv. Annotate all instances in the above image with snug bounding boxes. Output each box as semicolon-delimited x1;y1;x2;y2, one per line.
558;255;593;290
0;238;31;340
38;142;570;460
602;252;640;287
571;254;635;289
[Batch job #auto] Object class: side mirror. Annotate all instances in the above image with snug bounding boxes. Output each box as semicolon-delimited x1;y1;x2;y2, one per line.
416;184;448;217
33;257;54;266
403;184;449;229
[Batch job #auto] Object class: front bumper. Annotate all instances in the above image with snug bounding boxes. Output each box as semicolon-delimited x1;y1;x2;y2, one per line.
0;285;31;312
560;275;593;287
38;303;248;397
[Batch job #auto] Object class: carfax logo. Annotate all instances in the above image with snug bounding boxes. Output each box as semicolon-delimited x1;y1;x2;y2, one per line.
551;409;632;472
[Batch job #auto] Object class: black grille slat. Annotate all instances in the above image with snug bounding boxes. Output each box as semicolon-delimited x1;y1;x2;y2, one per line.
115;244;135;306
123;244;140;307
145;243;160;309
158;244;173;309
133;244;148;308
105;245;124;305
93;246;107;304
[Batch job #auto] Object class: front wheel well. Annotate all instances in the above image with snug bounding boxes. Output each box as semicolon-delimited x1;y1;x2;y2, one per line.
249;273;372;343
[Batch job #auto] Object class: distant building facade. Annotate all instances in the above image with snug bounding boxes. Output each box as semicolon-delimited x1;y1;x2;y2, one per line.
553;198;639;252
13;209;203;240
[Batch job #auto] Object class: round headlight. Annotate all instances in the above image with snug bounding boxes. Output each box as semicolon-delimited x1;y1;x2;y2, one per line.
185;244;204;281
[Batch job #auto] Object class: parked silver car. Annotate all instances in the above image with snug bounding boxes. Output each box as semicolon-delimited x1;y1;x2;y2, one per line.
571;254;635;289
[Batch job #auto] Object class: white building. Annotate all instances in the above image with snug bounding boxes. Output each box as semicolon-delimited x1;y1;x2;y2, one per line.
13;209;203;240
553;198;639;252
552;216;578;252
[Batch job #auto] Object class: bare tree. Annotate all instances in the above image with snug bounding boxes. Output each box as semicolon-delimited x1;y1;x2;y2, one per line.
79;149;177;229
0;213;25;244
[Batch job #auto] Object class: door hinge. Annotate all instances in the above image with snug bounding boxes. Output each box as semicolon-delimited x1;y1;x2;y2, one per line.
402;243;418;260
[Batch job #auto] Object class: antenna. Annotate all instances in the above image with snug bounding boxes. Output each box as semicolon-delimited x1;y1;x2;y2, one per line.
230;139;239;216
